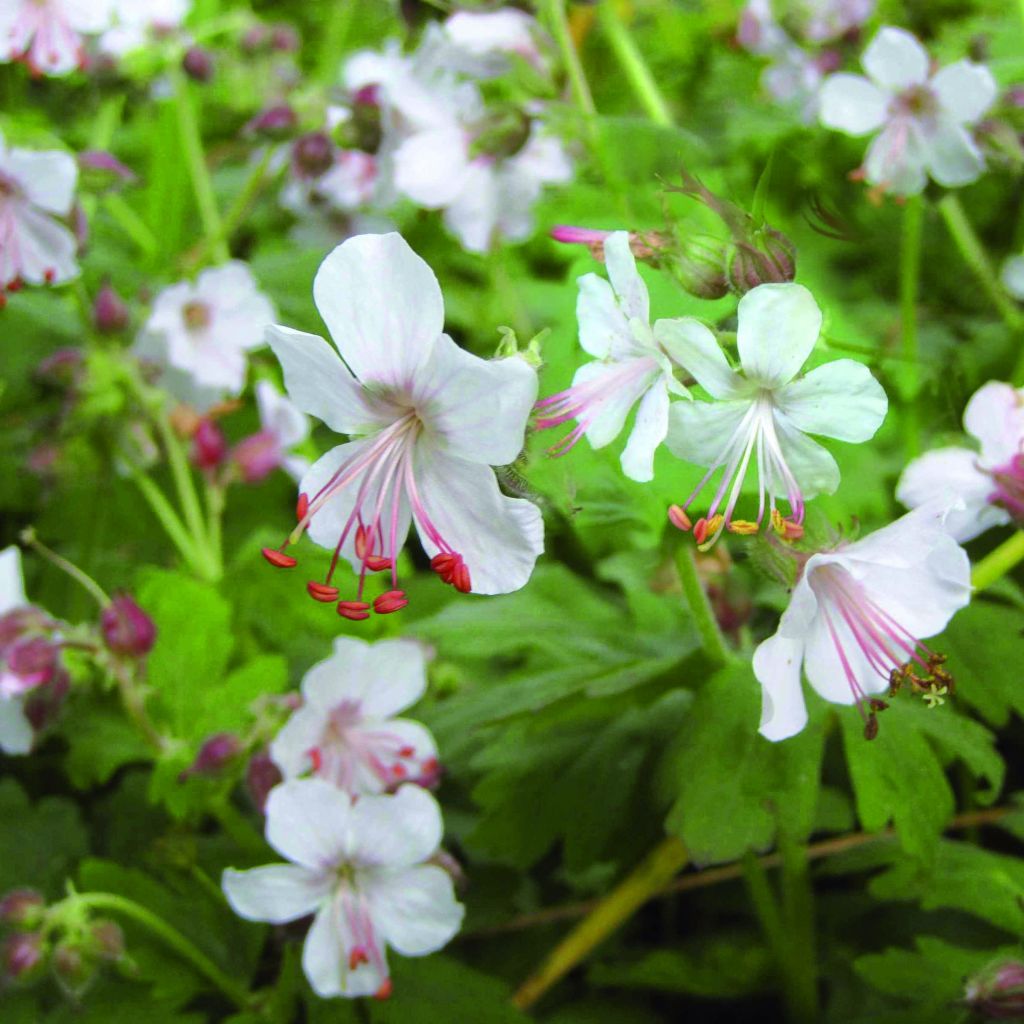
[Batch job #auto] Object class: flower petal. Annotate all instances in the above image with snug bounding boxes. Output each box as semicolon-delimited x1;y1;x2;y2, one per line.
773;359;887;441
736;283;822;388
270;706;325;780
302;900;388;998
753;634;809;741
265;778;355;869
964;381;1024;464
772;413;840;499
665;398;751;468
576;274;636;360
312;233;444;388
0;546;26;615
0;698;32;756
864;119;929;195
393;128;473;208
256;380;309;448
818;73;889;135
654;318;745;399
3;204;79;286
932;60;997;125
442;160;502;253
5;148;77;215
862;27;929;92
411;333;537;466
221;864;330;924
571;358;660;450
925;120;986;188
620;379;669;483
366;865;464;956
349;785;443;869
802;610;881;705
411;445;543;595
604;231;650;324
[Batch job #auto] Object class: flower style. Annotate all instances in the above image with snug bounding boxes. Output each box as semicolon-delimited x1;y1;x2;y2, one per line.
897;381;1024;542
753;503;971;741
99;0;189;58
262;232;543;618
662;283;887;545
536;231;698;482
133;262;275;410
270;636;439;794
818;26;996;195
222;780;464;998
0;0;115;76
0;131;79;295
231;380;310;484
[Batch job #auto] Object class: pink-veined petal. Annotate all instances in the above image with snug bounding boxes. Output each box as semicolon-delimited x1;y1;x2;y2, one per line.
964;381;1024;464
302;899;388;998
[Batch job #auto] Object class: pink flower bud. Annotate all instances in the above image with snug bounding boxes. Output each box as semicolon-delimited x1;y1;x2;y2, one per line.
182;47;214;83
246;751;282;813
78;151;136;192
52;940;92;997
231;430;282;484
292;132;335;179
93;282;129;334
241;25;271;53
0;889;45;930
35;347;83;386
245;103;298;140
1;637;58;696
91;920;124;961
965;959;1024;1019
182;732;242;779
192;418;227;472
269;23;299;52
2;932;45;981
101;594;157;658
0;608;51;649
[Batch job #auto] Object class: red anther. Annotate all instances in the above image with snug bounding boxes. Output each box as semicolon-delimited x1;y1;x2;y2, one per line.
7;277;23;293
692;518;709;545
43;268;55;284
373;590;408;615
398;745;415;758
453;561;472;594
668;504;692;532
308;747;323;773
348;945;370;970
262;547;297;569
296;492;309;522
337;601;371;621
431;553;455;574
0;294;6;311
374;979;393;1001
391;763;407;779
307;581;340;602
364;555;392;572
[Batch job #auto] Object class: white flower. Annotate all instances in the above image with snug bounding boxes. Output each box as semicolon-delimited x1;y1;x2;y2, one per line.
0;547;35;756
99;0;189;57
263;232;543;617
662;283;887;544
0;131;78;293
897;381;1024;542
819;26;996;195
442;9;546;78
231;380;310;484
0;0;115;76
1002;254;1024;302
134;262;275;410
754;503;971;741
271;636;438;794
223;780;464;999
535;231;694;483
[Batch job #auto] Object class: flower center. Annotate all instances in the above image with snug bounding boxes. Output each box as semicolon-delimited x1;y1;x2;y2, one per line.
892;84;939;120
333;884;389;994
182;300;212;332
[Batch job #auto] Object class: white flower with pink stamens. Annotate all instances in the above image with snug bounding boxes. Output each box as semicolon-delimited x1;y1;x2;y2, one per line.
231;380;310;484
262;232;542;620
0;547;35;756
662;283;887;546
897;381;1024;542
754;503;971;741
222;780;463;999
536;231;695;483
0;131;78;296
818;26;996;195
271;636;438;795
0;0;115;76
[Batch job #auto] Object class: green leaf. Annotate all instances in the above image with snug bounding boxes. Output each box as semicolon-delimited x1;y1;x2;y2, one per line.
42;979;206;1024
61;699;155;789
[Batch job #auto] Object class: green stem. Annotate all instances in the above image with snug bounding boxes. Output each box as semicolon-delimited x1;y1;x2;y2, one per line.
69;892;252;1009
972;531;1024;591
778;834;818;1023
104;193;159;259
673;542;731;666
317;0;357;85
112;661;166;752
596;0;674;127
204;481;225;582
171;66;230;264
19;529;110;606
899;195;923;457
131;471;203;571
540;0;597;120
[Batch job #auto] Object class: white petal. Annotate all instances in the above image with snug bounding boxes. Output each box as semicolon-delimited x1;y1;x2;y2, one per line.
256;380;309;448
0;698;33;755
1002;255;1024;301
664;399;751;467
366;865;464;956
222;864;330;924
802;611;879;705
265;326;386;436
753;634;809;741
353;639;429;718
510;133;573;187
312;233;444;389
4;203;79;286
896;447;1004;542
302;900;388;998
864;119;929;196
411;445;543;595
441;160;501;253
5;148;77;214
411;333;537;466
392;127;472;207
574;358;660;450
0;546;26;615
576;273;637;360
932;60;997;125
349;785;443;869
619;379;669;483
270;706;326;780
964;380;1024;464
604;232;650;324
862;27;929;92
736;283;822;388
773;359;887;442
925;120;986;188
818;74;889;135
265;779;355;869
772;413;840;499
654;318;744;399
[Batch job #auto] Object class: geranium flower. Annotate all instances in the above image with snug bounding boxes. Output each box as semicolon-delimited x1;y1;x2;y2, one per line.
0;0;114;75
0;131;79;295
262;232;542;619
99;0;189;58
270;636;439;794
754;504;971;741
134;262;275;410
662;283;887;545
222;780;464;999
0;547;38;755
442;9;547;78
897;381;1024;542
818;26;996;195
536;231;696;483
231;380;310;484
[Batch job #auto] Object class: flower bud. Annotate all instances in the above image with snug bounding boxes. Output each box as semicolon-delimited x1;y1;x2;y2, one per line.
241;24;271;53
101;594;157;658
348;87;383;154
964;959;1024;1019
35;347;84;386
269;23;299;52
292;132;334;179
182;732;242;779
77;150;136;193
93;282;130;334
192;417;227;472
470;109;532;160
182;46;214;83
245;103;298;141
2;637;58;695
727;228;797;294
669;233;730;299
0;890;45;930
231;430;282;484
2;932;45;982
91;920;124;961
52;940;94;997
246;751;282;813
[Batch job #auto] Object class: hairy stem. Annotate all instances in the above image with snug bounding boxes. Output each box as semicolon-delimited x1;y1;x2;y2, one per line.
541;0;597;120
673;542;731;666
19;528;110;606
899;195;923;457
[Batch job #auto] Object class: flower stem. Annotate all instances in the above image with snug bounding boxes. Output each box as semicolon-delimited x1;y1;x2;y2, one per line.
972;531;1024;591
541;0;597;120
18;528;110;606
316;0;356;85
673;542;731;666
67;891;252;1009
204;480;225;581
511;836;689;1010
130;471;203;572
111;660;166;752
596;0;674;127
171;66;230;265
103;193;159;259
899;195;923;457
